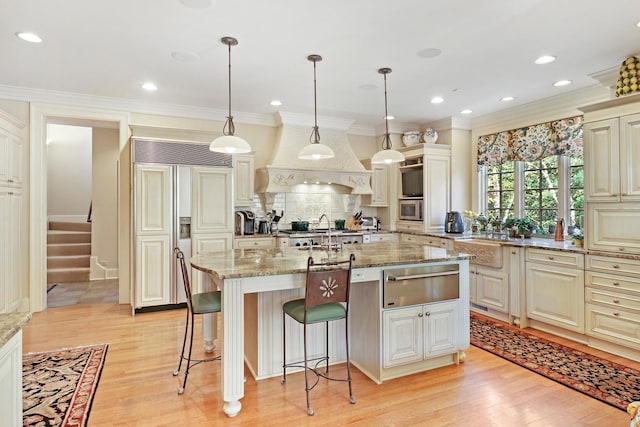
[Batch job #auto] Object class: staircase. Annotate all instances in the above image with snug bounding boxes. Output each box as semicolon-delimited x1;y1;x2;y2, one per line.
47;221;92;284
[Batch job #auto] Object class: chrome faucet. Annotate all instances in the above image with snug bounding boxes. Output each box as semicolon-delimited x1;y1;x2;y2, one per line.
319;213;331;249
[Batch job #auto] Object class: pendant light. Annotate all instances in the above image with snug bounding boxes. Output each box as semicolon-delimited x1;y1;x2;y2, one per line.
210;36;252;154
371;68;404;164
298;54;335;160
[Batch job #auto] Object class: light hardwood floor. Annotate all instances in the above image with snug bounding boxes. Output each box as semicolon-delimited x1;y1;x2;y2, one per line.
22;303;636;426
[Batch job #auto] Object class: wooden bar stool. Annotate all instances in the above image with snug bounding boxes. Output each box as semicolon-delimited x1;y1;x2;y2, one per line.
281;254;356;415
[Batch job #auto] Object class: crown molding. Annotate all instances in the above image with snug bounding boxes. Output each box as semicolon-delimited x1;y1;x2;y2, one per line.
0;84;278;127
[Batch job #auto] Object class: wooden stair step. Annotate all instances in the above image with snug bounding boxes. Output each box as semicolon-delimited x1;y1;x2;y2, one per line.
47;230;91;244
49;220;92;232
47;243;91;256
47;255;90;269
47;268;90;284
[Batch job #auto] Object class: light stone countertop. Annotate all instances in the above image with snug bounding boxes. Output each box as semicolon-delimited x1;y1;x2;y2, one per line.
0;312;32;347
191;241;474;280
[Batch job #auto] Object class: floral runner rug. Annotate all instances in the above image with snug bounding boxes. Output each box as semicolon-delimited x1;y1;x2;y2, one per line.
470;314;640;411
23;344;108;426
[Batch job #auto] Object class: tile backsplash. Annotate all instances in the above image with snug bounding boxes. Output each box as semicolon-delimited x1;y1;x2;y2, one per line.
242;184;376;229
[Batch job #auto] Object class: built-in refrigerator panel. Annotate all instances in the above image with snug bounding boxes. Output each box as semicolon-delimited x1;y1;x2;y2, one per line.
175;165;192;304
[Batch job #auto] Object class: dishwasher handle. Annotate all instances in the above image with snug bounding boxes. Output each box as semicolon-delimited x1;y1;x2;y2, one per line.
387;270;459;281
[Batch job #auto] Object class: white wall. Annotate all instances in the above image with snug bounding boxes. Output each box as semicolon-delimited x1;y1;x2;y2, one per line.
92;127;119;272
46;124;92;217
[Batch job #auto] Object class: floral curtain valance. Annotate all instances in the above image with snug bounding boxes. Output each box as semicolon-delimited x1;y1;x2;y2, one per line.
477;115;583;167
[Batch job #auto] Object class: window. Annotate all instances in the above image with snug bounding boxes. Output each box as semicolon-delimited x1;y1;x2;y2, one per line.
486;162;514;223
484;155;583;236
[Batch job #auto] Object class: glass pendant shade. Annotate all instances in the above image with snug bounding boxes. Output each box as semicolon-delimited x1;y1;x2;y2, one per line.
298;54;334;160
298;142;335;160
371;67;404;164
210;134;251;154
209;36;251;154
371;146;404;164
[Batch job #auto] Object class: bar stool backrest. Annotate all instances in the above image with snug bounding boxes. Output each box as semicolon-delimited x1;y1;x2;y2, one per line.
175;248;194;312
304;254;355;313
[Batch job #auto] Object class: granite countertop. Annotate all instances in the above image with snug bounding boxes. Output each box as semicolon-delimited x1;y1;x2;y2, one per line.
191;241;474;280
0;312;32;347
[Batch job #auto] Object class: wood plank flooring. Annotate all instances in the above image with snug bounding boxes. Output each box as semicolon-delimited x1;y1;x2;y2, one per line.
22;304;636;426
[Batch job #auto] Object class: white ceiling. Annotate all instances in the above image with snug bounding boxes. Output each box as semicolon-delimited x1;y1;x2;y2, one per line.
1;0;639;129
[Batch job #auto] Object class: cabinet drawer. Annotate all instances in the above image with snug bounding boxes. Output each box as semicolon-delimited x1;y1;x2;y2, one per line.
400;234;424;244
351;267;380;283
423;236;446;248
397;221;423;233
586;303;640;349
586;254;640;277
234;237;274;249
526;248;584;268
586;271;640;295
369;233;397;243
586;287;640;312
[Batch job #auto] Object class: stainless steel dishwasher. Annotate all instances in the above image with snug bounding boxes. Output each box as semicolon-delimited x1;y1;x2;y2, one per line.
383;264;459;308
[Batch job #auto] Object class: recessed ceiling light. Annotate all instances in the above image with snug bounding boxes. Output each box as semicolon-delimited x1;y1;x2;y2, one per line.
637;21;640;28
501;96;515;102
179;0;214;8
142;82;158;91
384;115;395;120
534;55;556;65
417;48;442;59
171;51;200;63
16;32;42;43
460;109;473;114
553;80;572;87
430;96;444;104
269;100;282;106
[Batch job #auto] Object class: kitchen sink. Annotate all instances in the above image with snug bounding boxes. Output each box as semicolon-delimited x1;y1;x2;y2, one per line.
453;239;503;268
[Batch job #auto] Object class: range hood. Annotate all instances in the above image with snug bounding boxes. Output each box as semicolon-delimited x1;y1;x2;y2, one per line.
256;112;372;195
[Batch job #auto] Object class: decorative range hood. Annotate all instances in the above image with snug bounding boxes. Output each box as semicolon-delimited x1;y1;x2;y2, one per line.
256;112;372;195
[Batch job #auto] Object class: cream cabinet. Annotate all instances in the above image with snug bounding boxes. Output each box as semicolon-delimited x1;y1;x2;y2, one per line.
471;264;509;314
361;161;389;207
233;154;255;207
586;203;640;254
583;114;640;202
0;110;25;315
135;235;171;306
0;330;22;426
365;233;398;243
234;237;275;249
585;254;640;351
525;249;585;333
383;300;457;368
397;221;423;234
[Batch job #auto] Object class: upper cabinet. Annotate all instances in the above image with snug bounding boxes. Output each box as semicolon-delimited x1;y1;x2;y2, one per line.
361;159;389;207
233;154;255;207
584;114;640;202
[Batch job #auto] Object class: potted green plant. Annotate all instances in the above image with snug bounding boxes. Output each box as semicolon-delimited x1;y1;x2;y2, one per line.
571;227;584;247
514;217;536;238
503;216;517;237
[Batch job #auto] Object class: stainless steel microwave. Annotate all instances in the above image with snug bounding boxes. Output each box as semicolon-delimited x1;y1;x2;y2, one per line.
399;199;423;220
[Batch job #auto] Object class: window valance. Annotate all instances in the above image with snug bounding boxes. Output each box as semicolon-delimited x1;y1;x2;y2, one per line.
477;115;583;167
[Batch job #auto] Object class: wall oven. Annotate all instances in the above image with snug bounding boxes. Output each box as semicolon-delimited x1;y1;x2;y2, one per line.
399;199;423;221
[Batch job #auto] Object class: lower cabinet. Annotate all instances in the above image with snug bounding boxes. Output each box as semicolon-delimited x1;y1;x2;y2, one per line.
471;265;509;313
0;331;22;427
234;237;275;249
585;254;640;350
383;300;457;368
526;249;585;333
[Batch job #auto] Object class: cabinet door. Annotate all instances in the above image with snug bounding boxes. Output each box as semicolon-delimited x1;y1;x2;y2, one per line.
383;306;423;368
8;133;22;186
584;118;620;202
135;235;171;307
423;154;450;232
233;154;255;207
192;167;232;233
476;265;509;313
424;301;457;357
619;113;640;201
134;164;172;235
0;331;22;427
469;266;477;304
526;261;584;332
0;189;22;313
586;203;640;254
191;233;232;293
370;164;388;206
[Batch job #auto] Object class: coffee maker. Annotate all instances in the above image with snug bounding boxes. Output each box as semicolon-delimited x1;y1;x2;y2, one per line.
235;210;255;235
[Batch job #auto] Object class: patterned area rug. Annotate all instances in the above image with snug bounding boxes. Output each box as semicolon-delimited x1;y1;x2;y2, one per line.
470;314;640;411
23;344;108;426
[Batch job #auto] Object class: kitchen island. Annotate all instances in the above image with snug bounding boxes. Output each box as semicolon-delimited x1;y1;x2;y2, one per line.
191;242;472;417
